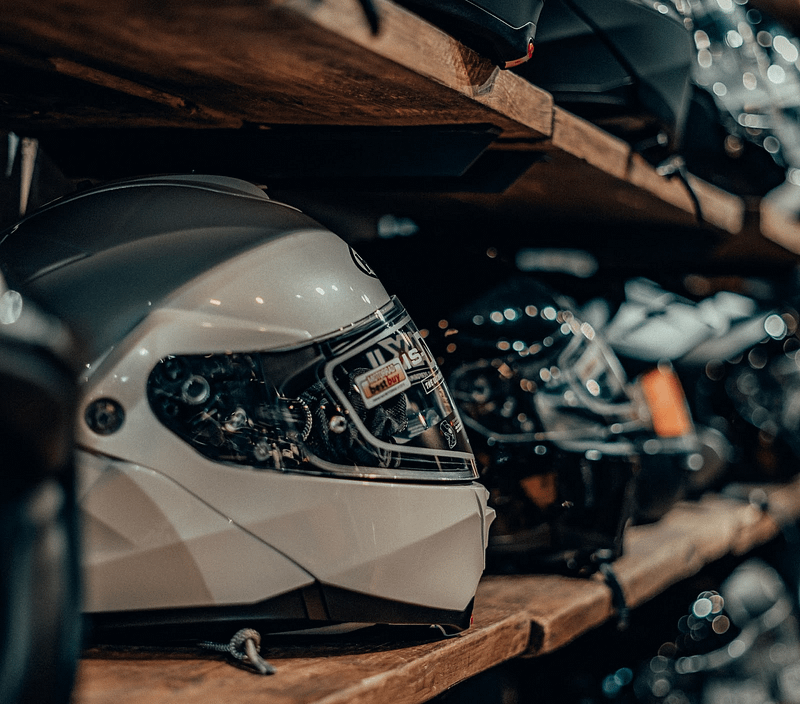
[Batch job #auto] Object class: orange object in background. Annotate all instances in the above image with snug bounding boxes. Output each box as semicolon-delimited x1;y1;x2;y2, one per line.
640;364;693;438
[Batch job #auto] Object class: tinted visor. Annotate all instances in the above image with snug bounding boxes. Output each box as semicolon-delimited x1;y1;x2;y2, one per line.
148;297;477;481
450;322;644;454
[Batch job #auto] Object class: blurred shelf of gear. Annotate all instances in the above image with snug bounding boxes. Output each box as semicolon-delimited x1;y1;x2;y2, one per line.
6;0;800;703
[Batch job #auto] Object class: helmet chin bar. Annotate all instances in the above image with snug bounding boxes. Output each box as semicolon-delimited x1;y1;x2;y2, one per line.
85;583;475;644
482;444;637;577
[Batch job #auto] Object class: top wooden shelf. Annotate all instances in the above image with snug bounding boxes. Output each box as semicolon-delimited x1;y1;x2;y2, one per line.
0;0;750;237
73;477;800;704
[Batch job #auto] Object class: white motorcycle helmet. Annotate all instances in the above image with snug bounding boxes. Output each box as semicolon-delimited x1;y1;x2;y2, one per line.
0;175;493;641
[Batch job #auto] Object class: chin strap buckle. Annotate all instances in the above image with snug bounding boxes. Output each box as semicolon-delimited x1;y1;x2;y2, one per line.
199;628;276;675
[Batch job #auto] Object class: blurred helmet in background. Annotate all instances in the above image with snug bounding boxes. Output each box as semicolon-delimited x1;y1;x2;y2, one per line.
0;271;82;704
431;277;662;575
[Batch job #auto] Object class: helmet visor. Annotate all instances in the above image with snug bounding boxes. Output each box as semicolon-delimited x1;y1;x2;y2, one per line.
148;297;477;481
449;322;644;454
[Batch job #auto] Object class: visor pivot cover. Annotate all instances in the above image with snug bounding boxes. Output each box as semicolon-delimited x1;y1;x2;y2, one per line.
329;415;348;434
85;398;125;435
253;437;270;462
182;375;211;405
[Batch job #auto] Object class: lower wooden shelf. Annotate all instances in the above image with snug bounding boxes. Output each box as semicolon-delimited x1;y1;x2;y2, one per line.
73;477;800;704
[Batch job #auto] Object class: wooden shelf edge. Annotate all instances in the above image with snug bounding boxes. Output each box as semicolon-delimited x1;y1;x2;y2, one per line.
627;154;745;235
74;602;531;704
551;108;630;181
760;180;800;254
313;616;531;704
686;174;747;235
281;0;554;139
550;109;745;234
3;0;751;234
480;479;799;660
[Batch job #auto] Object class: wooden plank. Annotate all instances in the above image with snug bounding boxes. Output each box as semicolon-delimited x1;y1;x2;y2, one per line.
537;109;745;234
685;174;747;236
445;142;740;233
280;0;554;139
0;0;551;136
511;480;799;656
0;0;751;233
75;604;531;704
551;108;631;182
548;108;744;234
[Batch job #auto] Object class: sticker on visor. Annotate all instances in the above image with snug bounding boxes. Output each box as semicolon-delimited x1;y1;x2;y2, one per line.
422;368;444;394
354;357;412;409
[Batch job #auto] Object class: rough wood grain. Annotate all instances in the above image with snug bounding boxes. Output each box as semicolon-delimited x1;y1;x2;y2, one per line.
0;0;750;236
75;607;530;704
760;181;800;254
541;110;744;234
279;0;554;139
0;0;550;136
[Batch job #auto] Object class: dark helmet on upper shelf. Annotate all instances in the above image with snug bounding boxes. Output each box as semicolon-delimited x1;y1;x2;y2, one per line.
676;0;798;197
0;174;494;642
429;276;696;575
519;0;696;163
0;270;82;704
393;0;545;68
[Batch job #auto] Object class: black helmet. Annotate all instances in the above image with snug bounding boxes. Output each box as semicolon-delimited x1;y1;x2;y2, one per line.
0;271;82;704
393;0;544;68
520;0;695;163
430;276;651;575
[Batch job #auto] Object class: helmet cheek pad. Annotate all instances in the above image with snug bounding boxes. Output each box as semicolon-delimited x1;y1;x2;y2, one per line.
147;297;477;482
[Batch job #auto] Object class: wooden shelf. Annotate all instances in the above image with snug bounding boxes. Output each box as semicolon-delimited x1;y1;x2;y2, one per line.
73;477;800;704
2;2;797;701
0;0;748;237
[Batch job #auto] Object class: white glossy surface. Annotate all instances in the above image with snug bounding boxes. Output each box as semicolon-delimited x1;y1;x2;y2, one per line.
69;201;492;616
78;448;492;612
78;452;315;612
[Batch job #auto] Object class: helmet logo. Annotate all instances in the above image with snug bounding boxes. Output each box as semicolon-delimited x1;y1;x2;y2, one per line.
349;247;378;278
440;419;457;449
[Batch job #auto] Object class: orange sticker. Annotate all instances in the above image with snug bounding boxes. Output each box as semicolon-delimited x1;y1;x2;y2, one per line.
640;365;693;438
520;472;558;511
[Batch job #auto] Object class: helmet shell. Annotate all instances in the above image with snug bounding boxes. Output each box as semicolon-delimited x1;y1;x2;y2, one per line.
0;175;493;637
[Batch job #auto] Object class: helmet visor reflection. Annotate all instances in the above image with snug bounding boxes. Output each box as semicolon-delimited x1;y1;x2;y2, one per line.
449;326;644;454
148;297;477;481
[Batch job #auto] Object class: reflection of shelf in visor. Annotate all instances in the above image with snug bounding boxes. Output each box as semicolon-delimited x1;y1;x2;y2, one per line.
355;358;411;409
